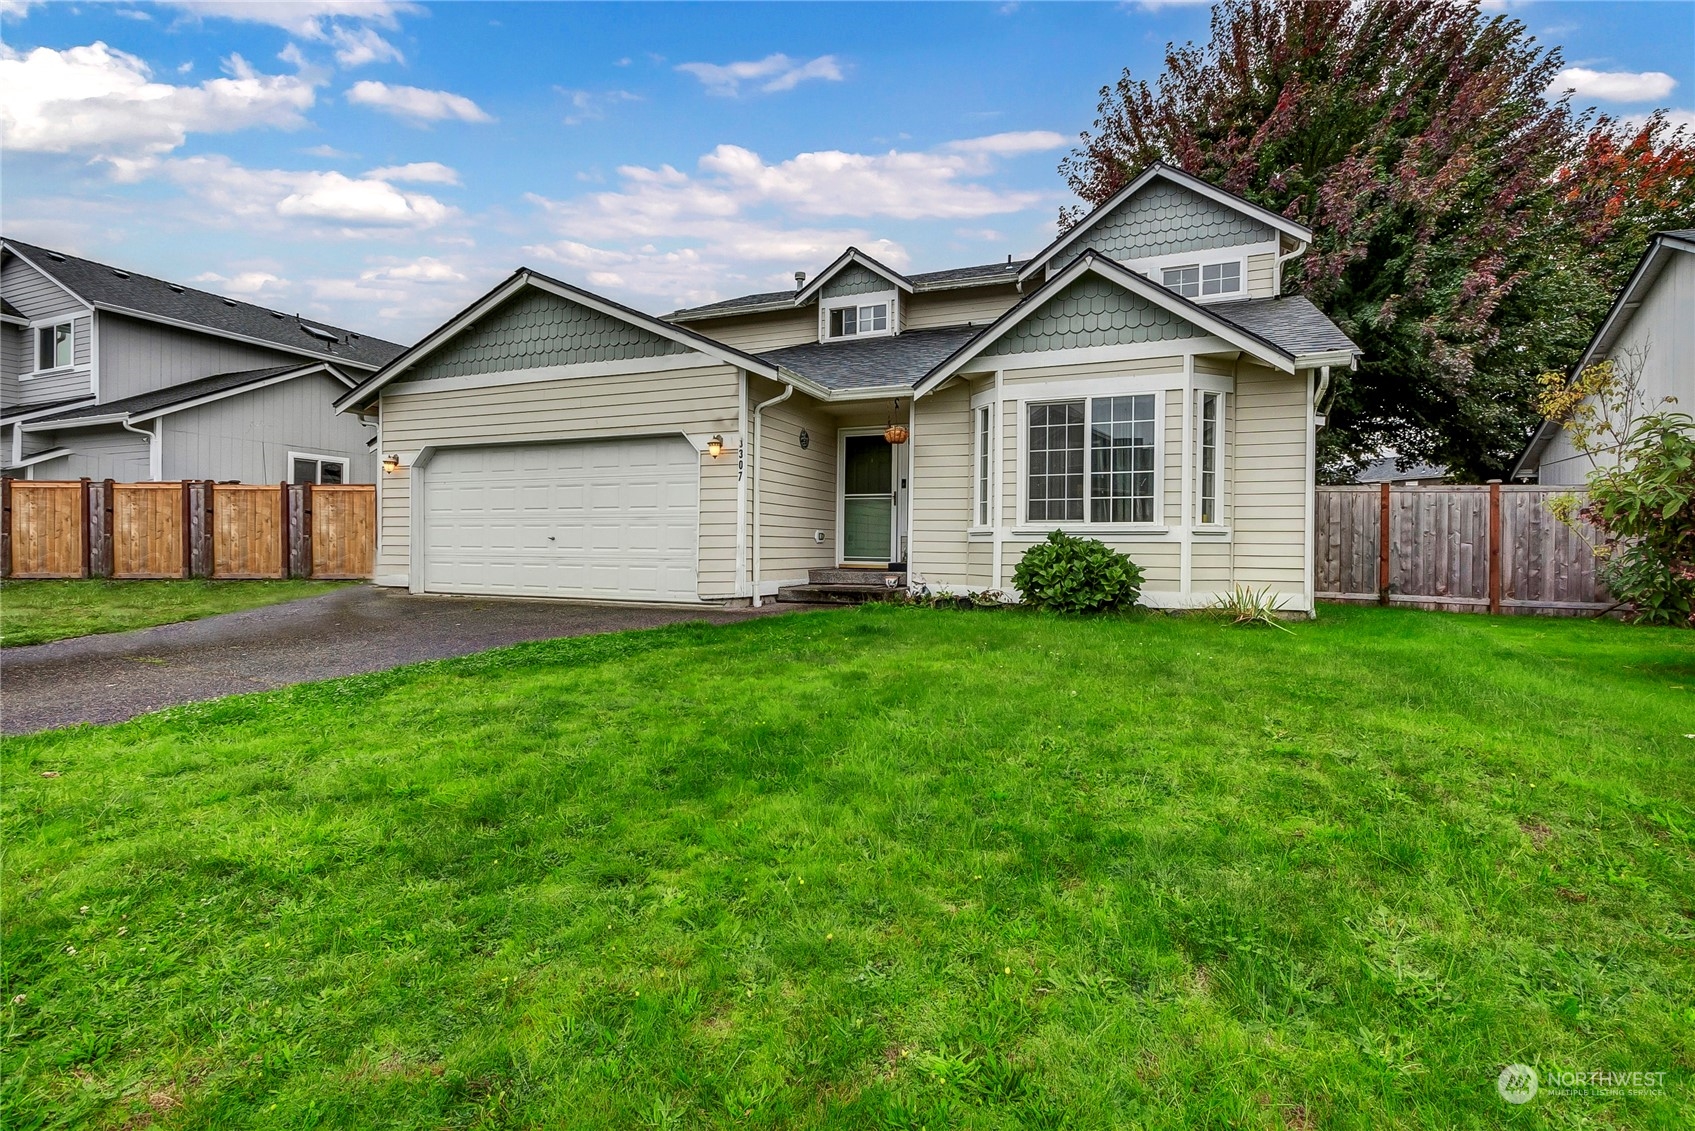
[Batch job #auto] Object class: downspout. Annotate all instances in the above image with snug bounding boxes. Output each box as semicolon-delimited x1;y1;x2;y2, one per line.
750;380;794;608
1313;364;1332;419
991;368;1004;592
735;371;749;598
121;417;161;481
1274;238;1308;296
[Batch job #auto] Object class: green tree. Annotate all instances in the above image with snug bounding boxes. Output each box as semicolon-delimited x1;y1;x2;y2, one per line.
1060;0;1695;480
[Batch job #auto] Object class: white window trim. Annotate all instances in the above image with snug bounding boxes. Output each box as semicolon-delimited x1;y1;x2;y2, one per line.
288;450;351;485
818;289;899;342
1121;245;1265;304
1016;388;1166;532
1194;389;1227;529
26;317;77;378
972;402;993;530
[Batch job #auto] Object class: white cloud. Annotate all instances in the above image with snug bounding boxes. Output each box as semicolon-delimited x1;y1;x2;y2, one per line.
192;269;288;295
364;161;459;184
558;87;642;126
162;2;419;38
1548;67;1677;102
303;143;355;158
346;80;492;124
0;41;317;157
945;130;1067;156
330;25;403;67
0;0;41;17
132;154;455;230
675;53;844;97
521;133;1056;306
359;256;465;283
1626;108;1695;134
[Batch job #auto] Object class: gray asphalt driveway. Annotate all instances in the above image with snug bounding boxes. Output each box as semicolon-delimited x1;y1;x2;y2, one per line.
2;586;819;735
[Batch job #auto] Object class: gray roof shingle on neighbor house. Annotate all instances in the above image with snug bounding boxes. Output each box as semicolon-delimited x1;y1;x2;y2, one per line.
32;364;312;424
759;325;985;390
3;239;405;370
1209;295;1359;358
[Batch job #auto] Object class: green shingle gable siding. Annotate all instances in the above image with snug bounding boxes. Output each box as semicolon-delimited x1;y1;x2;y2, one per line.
1058;181;1273;267
406;288;692;383
820;265;893;299
983;276;1204;356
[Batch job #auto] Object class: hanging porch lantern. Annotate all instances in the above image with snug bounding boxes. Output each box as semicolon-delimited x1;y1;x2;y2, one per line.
883;399;909;445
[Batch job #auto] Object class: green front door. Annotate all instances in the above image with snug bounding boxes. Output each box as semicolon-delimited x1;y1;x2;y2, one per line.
842;434;893;563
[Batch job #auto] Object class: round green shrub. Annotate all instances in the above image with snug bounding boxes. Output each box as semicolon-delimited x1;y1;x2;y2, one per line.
1010;531;1145;613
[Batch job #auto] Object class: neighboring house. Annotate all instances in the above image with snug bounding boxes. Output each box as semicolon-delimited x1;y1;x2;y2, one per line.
337;162;1361;611
1353;457;1451;486
1513;228;1695;485
1;239;405;483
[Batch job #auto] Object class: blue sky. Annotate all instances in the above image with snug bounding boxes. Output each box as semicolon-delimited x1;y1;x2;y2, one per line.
3;1;1691;344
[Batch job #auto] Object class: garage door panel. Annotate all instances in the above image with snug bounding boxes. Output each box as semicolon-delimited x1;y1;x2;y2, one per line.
423;437;700;602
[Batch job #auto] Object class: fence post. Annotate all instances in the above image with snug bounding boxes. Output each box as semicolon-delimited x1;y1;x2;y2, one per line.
279;481;290;579
202;481;215;578
80;477;93;579
1488;479;1503;615
181;479;193;579
0;477;11;580
100;479;115;578
1378;481;1392;606
301;481;314;579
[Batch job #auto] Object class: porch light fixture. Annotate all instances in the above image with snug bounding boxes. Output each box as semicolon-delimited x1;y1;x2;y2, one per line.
706;435;724;458
382;453;402;474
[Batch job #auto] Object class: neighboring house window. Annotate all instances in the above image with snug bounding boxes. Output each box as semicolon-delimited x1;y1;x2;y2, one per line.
1161;261;1241;299
1197;391;1221;525
827;302;889;338
290;453;348;484
1027;395;1159;525
975;404;992;526
34;321;73;371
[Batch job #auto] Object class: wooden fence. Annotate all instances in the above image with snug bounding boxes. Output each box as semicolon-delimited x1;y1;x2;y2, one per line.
1;480;375;581
1315;482;1610;615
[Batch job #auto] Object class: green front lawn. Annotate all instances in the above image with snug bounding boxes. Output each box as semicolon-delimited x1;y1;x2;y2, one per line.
3;605;1691;1128
0;579;353;647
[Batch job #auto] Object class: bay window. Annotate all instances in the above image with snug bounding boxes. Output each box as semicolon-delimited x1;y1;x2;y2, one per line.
975;403;992;526
1026;394;1158;525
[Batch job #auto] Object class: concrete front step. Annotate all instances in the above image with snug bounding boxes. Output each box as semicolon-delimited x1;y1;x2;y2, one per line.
776;582;907;605
807;567;906;586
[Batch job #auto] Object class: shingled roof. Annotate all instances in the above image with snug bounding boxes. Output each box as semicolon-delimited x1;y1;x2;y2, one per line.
760;325;984;391
1208;296;1359;358
2;239;405;371
667;259;1026;322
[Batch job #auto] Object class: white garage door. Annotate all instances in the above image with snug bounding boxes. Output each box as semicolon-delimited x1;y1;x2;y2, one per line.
422;437;699;601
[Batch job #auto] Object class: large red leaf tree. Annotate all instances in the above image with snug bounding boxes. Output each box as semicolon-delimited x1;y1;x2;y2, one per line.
1059;0;1695;480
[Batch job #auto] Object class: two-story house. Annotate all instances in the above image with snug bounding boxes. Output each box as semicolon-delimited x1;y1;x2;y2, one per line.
1;239;404;484
336;163;1361;612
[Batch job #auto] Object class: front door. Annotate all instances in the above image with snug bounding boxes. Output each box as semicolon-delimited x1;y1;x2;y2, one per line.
841;433;894;564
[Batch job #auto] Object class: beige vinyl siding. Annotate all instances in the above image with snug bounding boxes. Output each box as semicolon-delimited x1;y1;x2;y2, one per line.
909;380;972;586
685;309;815;353
904;286;1019;331
1193;355;1235;379
753;383;837;580
1231;362;1308;593
1191;540;1233;587
378;361;742;596
699;454;740;596
1247;252;1275;298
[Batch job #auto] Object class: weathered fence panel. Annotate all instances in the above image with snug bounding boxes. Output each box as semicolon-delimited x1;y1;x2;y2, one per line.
111;483;186;578
6;481;86;578
1316;483;1609;616
212;483;285;579
309;485;376;579
1;479;376;581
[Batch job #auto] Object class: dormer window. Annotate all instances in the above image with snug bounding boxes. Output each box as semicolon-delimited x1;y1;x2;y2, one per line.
1162;260;1241;300
827;300;889;339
